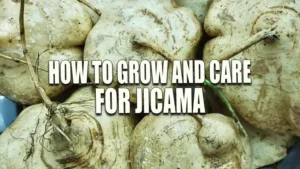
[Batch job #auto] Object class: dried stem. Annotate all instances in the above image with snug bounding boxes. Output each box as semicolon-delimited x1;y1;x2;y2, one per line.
0;52;48;72
19;0;52;107
77;0;102;16
19;0;72;146
205;28;277;70
0;52;27;64
131;32;175;63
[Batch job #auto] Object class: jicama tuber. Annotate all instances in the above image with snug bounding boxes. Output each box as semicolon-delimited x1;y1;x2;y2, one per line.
130;114;251;169
0;0;92;105
0;87;135;169
203;0;300;136
83;0;201;103
207;88;296;169
0;2;135;167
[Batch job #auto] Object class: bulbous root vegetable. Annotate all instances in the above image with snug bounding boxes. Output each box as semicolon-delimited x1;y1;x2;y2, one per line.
82;0;251;137
0;87;135;169
130;114;251;169
83;0;201;102
202;26;280;135
204;0;300;136
0;0;92;105
1;2;135;168
206;86;296;168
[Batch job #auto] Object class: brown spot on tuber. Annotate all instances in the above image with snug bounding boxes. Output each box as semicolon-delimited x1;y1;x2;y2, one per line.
217;9;235;22
252;60;269;77
291;104;300;115
140;9;163;25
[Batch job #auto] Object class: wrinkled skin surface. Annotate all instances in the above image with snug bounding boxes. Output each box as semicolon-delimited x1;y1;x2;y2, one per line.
204;0;300;136
0;0;92;104
130;114;251;169
244;120;295;168
0;87;135;169
84;0;201;103
207;90;296;168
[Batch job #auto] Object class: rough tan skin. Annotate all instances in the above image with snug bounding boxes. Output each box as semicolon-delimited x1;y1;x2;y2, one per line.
207;90;296;169
0;0;92;105
130;114;251;169
175;0;213;23
78;0;111;24
84;0;201;103
243;120;295;168
0;87;135;169
204;0;300;136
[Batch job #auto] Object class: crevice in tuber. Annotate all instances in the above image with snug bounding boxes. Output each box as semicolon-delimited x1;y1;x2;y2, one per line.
77;0;102;16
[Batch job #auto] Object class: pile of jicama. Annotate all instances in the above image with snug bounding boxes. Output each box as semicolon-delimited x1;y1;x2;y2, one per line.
0;0;298;168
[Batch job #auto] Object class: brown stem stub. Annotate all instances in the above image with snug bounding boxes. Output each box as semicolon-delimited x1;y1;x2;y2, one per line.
131;32;175;63
205;28;278;70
